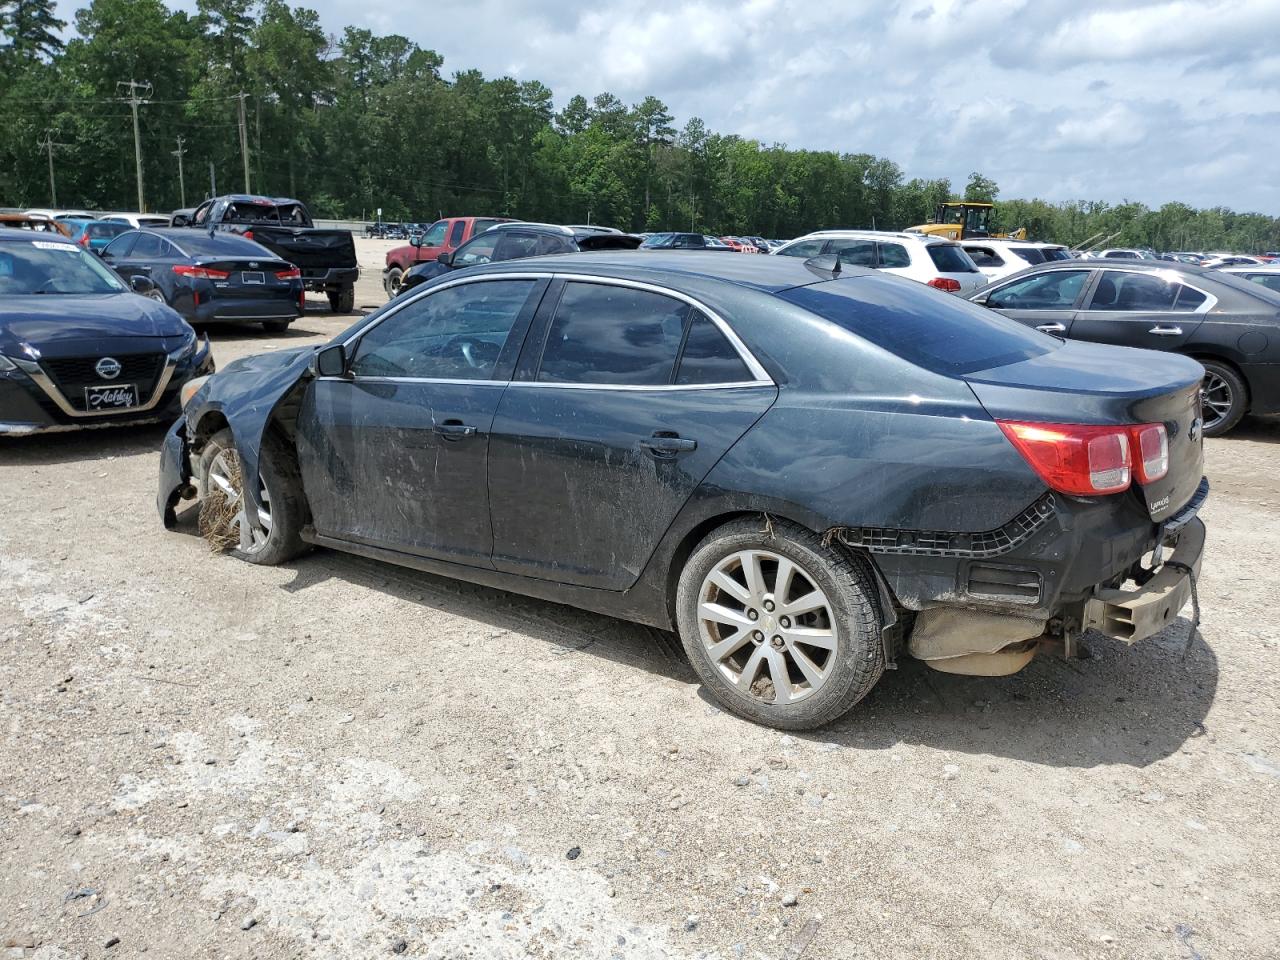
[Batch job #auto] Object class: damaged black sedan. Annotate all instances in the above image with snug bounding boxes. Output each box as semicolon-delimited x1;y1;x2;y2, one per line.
158;253;1208;730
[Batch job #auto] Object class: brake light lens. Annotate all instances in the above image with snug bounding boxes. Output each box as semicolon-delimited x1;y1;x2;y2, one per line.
78;233;90;247
275;266;301;280
173;265;231;280
242;230;254;241
998;421;1131;495
927;277;962;293
1131;423;1168;483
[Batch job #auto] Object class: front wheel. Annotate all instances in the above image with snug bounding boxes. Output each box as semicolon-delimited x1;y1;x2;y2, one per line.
196;428;308;565
1199;360;1248;437
384;267;404;299
676;518;884;730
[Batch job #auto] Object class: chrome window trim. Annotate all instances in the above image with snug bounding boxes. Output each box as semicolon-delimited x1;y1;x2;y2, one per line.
314;375;770;392
1082;266;1219;315
341;270;774;387
13;354;179;419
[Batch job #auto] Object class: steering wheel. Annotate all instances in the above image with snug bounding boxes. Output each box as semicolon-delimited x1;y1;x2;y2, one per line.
449;337;501;370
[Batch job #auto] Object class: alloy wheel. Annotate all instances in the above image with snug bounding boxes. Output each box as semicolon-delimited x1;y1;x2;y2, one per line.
206;450;272;553
1201;372;1232;432
697;549;837;706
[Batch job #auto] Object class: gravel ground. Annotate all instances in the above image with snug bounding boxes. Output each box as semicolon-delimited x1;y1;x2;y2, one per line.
2;240;1279;959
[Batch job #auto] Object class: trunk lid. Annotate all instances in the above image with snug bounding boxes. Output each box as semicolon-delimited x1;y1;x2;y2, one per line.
964;340;1205;522
242;226;357;269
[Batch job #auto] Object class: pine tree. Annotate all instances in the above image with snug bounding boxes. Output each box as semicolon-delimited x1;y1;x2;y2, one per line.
0;0;66;60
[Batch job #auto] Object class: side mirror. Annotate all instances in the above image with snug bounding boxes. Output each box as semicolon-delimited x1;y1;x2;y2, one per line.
410;235;422;248
130;275;156;294
435;250;453;267
970;294;988;306
171;214;190;227
311;343;348;378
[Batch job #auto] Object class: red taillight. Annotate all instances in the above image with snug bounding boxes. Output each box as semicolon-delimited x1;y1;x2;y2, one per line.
242;230;254;241
998;421;1132;495
275;266;301;280
78;233;89;247
1131;423;1169;483
927;277;962;292
173;265;231;280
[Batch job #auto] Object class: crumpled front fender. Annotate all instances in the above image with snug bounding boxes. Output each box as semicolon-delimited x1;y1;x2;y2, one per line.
157;417;192;528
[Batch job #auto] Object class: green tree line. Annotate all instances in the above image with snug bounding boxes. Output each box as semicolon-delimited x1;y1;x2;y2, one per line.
2;0;1277;252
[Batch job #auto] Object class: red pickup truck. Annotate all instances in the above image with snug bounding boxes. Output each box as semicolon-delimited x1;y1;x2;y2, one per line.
382;216;514;296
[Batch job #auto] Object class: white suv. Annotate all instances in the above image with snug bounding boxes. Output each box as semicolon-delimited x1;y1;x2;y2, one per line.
771;230;985;294
961;239;1074;281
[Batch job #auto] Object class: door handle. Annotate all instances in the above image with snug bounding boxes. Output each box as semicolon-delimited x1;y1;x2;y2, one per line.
639;433;697;457
1035;322;1067;334
434;420;477;440
1149;325;1183;336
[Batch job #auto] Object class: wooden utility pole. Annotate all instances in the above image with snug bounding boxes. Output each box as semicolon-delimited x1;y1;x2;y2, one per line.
116;79;153;212
36;131;68;207
237;92;251;193
171;136;187;208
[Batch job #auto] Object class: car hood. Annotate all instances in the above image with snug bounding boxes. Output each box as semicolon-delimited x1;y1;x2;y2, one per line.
0;293;189;350
219;344;317;377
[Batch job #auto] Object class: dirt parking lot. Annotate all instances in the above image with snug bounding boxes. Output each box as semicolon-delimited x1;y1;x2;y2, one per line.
2;241;1279;959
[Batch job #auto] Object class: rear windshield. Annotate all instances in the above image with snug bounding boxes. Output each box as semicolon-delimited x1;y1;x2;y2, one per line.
175;233;269;257
1015;247;1046;265
1039;246;1072;261
927;244;979;273
221;201;309;225
779;275;1057;375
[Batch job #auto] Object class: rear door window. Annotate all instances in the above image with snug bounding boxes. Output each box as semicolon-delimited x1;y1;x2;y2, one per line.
675;312;753;385
966;247;1003;267
877;243;910;268
986;270;1090;309
129;234;164;258
102;234;137;258
927;244;979;272
777;239;826;258
1087;272;1179;311
537;282;689;385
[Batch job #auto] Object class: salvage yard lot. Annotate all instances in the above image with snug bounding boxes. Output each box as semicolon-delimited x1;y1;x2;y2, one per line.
2;247;1279;959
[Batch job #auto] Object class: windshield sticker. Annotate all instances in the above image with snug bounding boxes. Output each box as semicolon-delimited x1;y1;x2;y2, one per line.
32;240;77;251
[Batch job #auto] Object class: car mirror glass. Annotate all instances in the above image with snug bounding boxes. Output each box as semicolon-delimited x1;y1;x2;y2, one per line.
312;343;348;378
171;214;189;227
130;275;155;294
436;251;453;267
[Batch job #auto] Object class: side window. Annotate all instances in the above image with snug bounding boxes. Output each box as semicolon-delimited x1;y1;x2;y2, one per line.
830;240;876;267
492;231;540;262
447;221;466;246
1244;274;1280;294
421;220;448;246
1102;273;1176;311
1170;284;1206;312
452;231;500;267
987;270;1090;310
777;239;826;258
102;234;137;258
192;204;210;226
877;243;910;269
350;279;536;380
538;282;689;385
536;234;573;256
676;312;753;385
966;247;1003;267
129;234;164;258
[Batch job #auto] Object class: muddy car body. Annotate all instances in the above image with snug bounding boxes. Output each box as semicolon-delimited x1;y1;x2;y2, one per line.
158;252;1207;729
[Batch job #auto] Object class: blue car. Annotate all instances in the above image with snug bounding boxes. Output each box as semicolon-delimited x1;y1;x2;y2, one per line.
61;218;132;253
0;231;213;436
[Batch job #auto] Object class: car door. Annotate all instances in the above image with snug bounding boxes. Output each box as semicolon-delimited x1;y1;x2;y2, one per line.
1068;269;1210;350
487;278;778;591
978;267;1093;335
294;276;548;565
99;233;138;277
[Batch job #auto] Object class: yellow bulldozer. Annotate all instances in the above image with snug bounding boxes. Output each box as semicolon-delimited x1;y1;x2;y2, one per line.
907;201;1027;242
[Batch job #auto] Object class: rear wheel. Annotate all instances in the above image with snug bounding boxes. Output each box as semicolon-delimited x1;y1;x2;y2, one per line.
328;284;356;314
1199;360;1247;437
676;518;884;730
261;319;291;334
196;428;308;566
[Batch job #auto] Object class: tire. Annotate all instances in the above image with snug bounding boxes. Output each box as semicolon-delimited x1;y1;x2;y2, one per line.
675;517;884;730
327;284;356;314
1199;360;1248;437
145;288;167;304
196;428;308;566
384;267;404;299
261;319;291;334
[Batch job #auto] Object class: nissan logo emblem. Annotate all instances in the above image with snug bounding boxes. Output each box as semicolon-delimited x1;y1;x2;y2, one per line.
95;357;122;380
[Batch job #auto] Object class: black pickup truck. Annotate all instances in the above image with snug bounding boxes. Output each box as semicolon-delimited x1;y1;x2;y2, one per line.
171;195;359;313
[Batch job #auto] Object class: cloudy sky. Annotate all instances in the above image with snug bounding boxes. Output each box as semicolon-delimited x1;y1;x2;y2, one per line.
131;0;1280;211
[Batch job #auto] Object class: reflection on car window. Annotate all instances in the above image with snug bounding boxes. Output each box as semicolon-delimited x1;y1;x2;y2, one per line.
777;239;825;258
453;231;500;267
102;234;137;259
966;247;1002;267
538;282;689;385
129;234;164;258
1086;272;1199;312
988;270;1089;310
878;243;910;268
0;243;126;295
1244;273;1280;294
831;240;875;266
421;221;448;246
676;312;753;385
351;279;535;380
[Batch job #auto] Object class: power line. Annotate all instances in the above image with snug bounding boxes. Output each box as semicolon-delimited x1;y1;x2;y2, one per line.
116;79;153;212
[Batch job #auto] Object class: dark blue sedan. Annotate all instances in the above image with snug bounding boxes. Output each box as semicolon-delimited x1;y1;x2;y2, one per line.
101;229;304;333
0;231;213;436
158;252;1207;729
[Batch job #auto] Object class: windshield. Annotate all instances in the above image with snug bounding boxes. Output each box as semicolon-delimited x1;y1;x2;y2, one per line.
0;241;127;295
222;201;309;225
640;233;674;248
779;274;1057;375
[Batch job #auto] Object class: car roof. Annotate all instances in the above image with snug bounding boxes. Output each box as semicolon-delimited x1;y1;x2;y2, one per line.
206;194;303;205
0;230;76;246
1220;264;1280;273
470;249;865;293
792;229;955;245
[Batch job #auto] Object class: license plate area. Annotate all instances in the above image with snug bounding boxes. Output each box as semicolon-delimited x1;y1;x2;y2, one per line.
85;383;139;410
241;271;265;285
